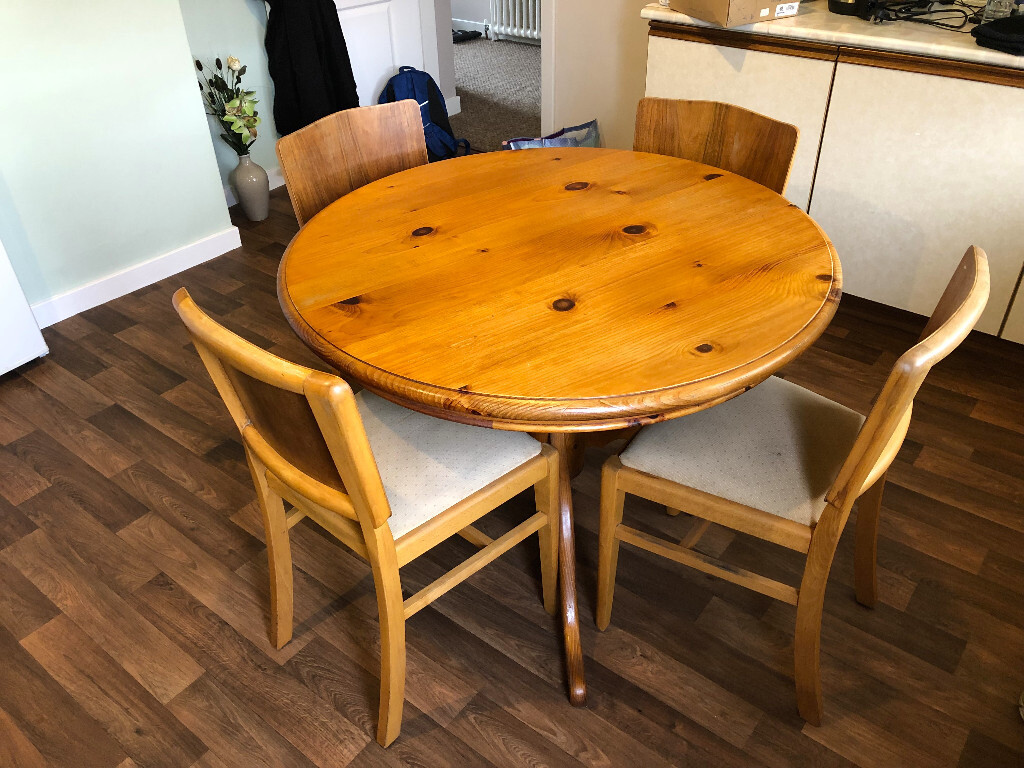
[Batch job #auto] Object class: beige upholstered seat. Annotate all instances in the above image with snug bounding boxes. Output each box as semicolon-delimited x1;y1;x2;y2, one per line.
619;377;864;527
356;390;543;538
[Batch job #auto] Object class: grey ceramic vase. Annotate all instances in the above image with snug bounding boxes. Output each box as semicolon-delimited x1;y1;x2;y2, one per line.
230;154;269;221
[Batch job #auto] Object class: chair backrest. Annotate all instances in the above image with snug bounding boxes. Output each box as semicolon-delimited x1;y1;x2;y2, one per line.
171;288;392;530
276;100;428;226
634;97;799;195
826;246;990;513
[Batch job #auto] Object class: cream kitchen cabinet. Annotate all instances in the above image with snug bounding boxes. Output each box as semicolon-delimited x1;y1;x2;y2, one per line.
809;62;1024;336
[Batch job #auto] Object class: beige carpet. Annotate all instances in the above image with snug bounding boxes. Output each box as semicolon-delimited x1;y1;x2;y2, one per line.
449;38;541;153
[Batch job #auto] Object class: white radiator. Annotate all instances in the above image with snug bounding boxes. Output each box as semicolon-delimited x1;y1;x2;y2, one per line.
489;0;541;42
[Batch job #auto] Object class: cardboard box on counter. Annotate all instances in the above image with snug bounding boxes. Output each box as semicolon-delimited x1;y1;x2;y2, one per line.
658;0;800;27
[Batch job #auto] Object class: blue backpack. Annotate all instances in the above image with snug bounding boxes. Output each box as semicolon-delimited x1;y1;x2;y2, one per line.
378;66;469;162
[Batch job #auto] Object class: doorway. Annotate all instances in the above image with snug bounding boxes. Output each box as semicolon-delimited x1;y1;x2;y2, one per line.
448;1;542;152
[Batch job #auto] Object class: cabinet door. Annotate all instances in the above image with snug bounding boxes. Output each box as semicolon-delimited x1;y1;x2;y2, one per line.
645;36;835;210
810;62;1024;336
335;0;424;106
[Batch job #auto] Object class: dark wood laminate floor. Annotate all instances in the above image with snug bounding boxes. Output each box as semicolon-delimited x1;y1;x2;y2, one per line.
1;189;1022;768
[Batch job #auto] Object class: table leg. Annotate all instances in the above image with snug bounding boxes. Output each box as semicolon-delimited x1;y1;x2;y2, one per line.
549;432;587;706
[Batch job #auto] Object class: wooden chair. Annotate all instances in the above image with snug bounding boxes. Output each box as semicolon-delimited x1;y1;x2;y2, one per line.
172;288;559;747
596;246;989;724
634;97;799;194
276;100;428;226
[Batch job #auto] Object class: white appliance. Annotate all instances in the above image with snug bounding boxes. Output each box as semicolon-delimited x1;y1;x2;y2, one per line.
0;239;47;374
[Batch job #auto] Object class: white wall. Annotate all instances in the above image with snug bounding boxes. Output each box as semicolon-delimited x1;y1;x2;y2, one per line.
178;0;281;193
542;0;650;150
453;0;489;25
0;1;234;322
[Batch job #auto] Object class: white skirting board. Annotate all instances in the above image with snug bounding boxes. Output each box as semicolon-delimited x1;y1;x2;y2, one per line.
224;166;286;208
452;18;488;35
30;226;242;329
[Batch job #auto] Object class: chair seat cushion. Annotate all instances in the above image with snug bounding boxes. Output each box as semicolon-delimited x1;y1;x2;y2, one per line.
618;376;865;527
355;391;543;538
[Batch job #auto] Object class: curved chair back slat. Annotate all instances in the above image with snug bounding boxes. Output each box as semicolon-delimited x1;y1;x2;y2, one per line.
634;97;799;195
827;246;990;515
276;101;428;226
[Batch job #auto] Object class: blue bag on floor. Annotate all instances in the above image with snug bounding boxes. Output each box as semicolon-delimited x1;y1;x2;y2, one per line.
502;120;600;151
378;66;469;161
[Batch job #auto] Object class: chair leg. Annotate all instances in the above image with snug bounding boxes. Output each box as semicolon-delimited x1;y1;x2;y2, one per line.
261;491;295;650
535;450;560;615
371;559;406;747
246;452;294;650
596;458;625;631
854;473;886;608
793;583;825;726
794;503;845;727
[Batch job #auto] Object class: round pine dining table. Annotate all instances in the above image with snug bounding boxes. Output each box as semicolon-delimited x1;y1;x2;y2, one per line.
278;147;841;706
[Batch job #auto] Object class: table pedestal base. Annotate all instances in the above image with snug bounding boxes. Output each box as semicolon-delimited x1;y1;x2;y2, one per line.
549;432;587;706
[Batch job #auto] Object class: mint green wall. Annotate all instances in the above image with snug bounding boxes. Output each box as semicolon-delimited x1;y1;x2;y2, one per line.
0;1;231;306
178;0;281;189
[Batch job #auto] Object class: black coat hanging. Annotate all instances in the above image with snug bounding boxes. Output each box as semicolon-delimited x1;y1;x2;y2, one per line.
264;0;361;136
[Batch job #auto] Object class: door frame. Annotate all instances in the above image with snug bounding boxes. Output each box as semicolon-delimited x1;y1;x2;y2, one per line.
423;0;550;126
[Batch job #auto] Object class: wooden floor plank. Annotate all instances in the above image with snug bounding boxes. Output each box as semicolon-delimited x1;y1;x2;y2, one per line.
2;530;204;703
20;357;113;418
7;429;149;532
442;693;586;768
0;560;59;641
347;716;497;768
112;460;263;572
0;706;49;768
0;623;127;768
592;624;764;749
89;405;254;514
167;675;319;768
1;378;137;478
133;573;370;767
87;366;225;456
0;447;51;505
0;496;37;551
21;615;207;768
18;489;160;595
76;330;185;395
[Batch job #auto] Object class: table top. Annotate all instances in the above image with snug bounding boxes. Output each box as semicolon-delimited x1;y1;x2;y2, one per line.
278;147;840;432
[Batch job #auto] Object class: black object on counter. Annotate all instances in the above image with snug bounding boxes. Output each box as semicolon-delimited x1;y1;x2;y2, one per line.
829;0;862;14
972;15;1024;54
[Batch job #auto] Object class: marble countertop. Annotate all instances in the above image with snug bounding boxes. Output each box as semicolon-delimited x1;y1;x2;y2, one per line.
642;1;1024;70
